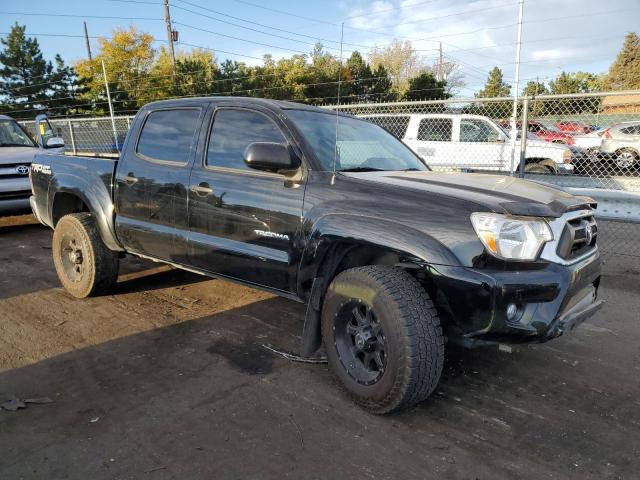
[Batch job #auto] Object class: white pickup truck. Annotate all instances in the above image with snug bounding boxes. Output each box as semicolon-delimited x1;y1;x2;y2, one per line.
359;113;573;174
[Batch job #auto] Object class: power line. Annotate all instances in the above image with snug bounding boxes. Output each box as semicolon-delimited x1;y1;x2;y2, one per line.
0;11;162;20
170;0;369;49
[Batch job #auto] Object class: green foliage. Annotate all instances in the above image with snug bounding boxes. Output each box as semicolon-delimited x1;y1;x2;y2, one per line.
476;67;511;98
548;71;603;114
604;32;640;90
471;67;512;118
403;73;449;101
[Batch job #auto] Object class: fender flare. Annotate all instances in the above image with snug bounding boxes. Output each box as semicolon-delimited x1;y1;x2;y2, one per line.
48;173;123;252
297;214;461;355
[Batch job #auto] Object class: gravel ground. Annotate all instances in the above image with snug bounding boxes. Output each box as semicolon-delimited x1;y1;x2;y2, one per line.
1;214;639;480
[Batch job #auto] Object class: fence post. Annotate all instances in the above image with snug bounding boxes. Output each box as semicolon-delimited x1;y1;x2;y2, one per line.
67;119;77;155
126;116;131;129
519;97;529;178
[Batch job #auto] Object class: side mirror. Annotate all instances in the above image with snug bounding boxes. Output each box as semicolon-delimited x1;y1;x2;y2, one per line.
244;142;299;172
46;136;65;148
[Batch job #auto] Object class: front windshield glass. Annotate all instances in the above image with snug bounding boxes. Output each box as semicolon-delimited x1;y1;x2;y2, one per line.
287;110;428;172
0;120;35;147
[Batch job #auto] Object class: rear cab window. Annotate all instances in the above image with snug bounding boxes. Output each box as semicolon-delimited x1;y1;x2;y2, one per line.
418;118;453;142
136;108;201;164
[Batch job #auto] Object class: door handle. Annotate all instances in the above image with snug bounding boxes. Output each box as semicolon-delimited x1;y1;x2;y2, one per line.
123;173;138;185
191;183;213;196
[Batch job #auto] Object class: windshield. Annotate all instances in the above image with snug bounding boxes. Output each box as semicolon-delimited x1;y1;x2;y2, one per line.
0;120;36;147
287;110;428;172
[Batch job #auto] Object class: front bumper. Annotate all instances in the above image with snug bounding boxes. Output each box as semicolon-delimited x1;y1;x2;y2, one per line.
0;195;31;215
427;250;602;347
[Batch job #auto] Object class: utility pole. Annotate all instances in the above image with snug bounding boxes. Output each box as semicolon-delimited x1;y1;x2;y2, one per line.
83;21;92;60
438;42;443;81
164;0;177;89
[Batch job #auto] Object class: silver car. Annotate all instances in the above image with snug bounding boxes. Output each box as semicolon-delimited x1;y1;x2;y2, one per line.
0;114;64;214
599;121;640;170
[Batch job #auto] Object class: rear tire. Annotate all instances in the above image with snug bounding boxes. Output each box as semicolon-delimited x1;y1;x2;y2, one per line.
52;213;119;298
322;266;444;414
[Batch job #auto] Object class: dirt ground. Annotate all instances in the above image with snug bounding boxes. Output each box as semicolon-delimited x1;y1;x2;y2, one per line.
1;214;639;480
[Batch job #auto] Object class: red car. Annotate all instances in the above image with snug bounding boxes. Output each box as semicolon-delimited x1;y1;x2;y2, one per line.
556;121;594;135
499;120;575;145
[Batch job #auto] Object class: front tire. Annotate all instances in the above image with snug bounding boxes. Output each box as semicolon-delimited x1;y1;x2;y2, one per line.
52;213;119;298
322;266;444;414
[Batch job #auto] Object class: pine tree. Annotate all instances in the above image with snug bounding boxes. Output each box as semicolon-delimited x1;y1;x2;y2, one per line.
604;32;640;90
48;55;89;117
0;23;53;119
476;67;511;98
345;51;373;102
370;64;394;102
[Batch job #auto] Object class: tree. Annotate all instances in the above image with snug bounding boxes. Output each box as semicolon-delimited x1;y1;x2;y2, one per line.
344;51;373;102
369;64;395;102
0;23;53;118
368;39;427;94
476;67;511;98
47;54;90;117
549;71;603;113
522;80;550;116
604;32;640;91
75;26;157;112
549;71;602;94
403;73;449;101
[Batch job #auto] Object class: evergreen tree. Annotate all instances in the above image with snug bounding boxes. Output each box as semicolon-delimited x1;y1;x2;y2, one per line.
522;80;550;116
604;32;640;90
48;55;89;117
370;64;394;102
476;67;511;98
345;51;373;102
403;72;449;101
0;23;53;118
474;67;511;118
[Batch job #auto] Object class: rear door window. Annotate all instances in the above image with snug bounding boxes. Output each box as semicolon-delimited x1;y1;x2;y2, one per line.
136;108;201;164
360;116;410;140
417;118;452;141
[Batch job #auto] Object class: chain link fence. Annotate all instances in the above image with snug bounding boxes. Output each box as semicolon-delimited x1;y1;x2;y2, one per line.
21;116;134;156
18;91;640;261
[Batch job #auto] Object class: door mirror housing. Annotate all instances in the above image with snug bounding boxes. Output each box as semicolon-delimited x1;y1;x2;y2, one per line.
244;142;299;172
46;136;65;148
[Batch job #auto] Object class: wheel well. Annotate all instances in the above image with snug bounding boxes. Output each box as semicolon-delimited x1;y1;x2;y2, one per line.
616;148;639;158
52;192;89;226
299;241;430;355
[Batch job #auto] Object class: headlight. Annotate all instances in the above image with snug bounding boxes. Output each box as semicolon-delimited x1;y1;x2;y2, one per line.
563;149;571;163
470;213;553;261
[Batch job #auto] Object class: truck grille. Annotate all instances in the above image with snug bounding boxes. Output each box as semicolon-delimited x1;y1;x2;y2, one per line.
0;163;31;179
556;213;597;261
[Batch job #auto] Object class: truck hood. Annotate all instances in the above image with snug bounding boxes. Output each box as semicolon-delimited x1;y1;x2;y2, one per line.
0;146;38;166
341;171;595;218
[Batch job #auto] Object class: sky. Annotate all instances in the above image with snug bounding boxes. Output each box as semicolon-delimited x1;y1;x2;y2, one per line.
1;0;638;96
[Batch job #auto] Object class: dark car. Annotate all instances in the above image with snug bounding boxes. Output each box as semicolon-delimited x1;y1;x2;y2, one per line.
29;97;602;414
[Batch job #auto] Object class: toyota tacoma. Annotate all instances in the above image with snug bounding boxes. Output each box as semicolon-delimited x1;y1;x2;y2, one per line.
29;97;603;413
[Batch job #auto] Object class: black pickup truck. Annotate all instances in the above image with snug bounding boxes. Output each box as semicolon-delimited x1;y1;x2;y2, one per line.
30;97;603;413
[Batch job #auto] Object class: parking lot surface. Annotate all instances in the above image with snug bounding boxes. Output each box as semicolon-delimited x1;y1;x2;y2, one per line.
1;215;639;480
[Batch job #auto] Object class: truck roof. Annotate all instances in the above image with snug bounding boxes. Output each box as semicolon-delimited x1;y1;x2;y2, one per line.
141;96;328;113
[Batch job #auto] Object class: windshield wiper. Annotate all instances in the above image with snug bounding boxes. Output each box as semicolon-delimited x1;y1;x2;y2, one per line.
338;167;386;172
400;168;422;171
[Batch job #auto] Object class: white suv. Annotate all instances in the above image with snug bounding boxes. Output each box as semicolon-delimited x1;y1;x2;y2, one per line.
359;113;573;174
